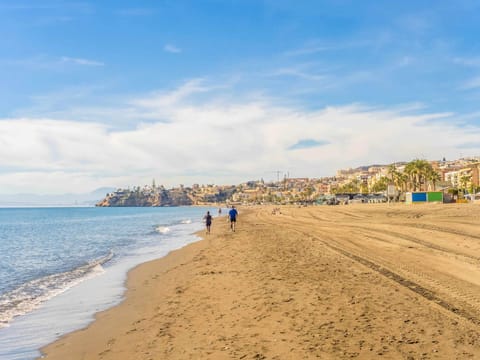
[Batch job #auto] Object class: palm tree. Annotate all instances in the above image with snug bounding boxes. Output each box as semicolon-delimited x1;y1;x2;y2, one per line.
304;186;314;199
459;174;471;195
371;176;389;193
388;163;408;193
425;168;441;191
404;161;418;191
387;164;399;183
404;159;433;191
398;172;409;192
351;178;362;193
360;183;369;194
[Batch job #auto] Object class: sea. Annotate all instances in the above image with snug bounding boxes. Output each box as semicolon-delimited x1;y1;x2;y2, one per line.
0;206;215;360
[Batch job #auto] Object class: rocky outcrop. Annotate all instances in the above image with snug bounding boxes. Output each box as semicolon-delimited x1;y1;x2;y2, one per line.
96;185;239;207
96;189;193;207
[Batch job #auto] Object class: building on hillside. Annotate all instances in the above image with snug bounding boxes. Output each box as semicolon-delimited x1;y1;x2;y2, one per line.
283;178;310;190
336;168;356;177
368;166;388;175
314;182;330;194
444;163;480;190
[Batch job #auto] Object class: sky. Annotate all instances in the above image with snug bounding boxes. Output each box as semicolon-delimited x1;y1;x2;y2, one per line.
1;0;480;194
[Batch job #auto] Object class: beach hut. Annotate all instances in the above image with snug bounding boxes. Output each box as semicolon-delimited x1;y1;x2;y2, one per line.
427;191;443;202
405;191;443;204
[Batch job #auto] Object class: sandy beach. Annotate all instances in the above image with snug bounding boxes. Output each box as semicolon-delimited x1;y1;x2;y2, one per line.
40;203;480;359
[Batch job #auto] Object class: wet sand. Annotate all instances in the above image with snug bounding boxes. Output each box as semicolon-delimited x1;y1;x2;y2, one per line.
41;203;480;359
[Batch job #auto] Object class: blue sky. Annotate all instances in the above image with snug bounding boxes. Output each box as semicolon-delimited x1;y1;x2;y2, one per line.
1;0;480;194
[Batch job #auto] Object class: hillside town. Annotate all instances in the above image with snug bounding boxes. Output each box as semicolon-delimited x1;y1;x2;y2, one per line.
96;157;480;207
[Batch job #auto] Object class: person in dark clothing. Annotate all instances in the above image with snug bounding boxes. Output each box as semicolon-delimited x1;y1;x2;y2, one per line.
204;211;213;234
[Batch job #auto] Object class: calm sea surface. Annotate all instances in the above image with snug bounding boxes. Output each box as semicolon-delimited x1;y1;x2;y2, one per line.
0;206;214;360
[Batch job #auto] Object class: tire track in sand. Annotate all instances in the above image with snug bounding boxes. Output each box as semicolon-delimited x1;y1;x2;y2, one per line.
256;208;480;328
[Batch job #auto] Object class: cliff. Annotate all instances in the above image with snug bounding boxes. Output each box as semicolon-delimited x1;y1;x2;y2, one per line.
96;189;194;207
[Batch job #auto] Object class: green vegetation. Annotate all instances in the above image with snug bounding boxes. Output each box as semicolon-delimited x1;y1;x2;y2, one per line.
389;159;441;192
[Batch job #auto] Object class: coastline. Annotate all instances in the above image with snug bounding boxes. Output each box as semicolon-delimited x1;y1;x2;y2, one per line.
39;219;213;360
40;204;480;359
0;206;210;360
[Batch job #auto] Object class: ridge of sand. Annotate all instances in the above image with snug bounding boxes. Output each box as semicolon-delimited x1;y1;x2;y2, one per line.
41;204;480;359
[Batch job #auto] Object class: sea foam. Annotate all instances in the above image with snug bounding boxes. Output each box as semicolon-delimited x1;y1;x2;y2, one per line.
0;252;113;329
155;226;171;234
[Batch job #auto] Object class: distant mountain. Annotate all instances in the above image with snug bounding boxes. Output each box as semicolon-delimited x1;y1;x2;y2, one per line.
0;187;116;207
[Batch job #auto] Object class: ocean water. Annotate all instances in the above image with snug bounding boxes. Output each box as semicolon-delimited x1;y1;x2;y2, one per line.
0;206;215;360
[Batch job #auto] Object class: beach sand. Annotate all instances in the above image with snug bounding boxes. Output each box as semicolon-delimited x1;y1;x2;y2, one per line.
40;203;480;359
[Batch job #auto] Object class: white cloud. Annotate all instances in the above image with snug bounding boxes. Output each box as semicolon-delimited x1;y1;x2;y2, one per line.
460;76;480;90
269;66;325;81
131;78;208;109
284;39;372;57
284;45;333;57
164;44;182;54
60;56;104;67
6;55;104;70
1;81;479;194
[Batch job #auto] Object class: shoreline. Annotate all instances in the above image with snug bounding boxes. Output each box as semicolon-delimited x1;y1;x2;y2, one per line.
0;206;211;360
40;204;480;359
39;221;213;360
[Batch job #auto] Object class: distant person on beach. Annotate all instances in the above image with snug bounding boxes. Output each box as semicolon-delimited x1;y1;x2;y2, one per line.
203;211;213;234
228;206;238;232
218;208;222;216
271;207;281;215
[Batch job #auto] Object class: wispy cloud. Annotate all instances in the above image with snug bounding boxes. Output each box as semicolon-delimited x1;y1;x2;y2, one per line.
453;57;480;67
130;78;210;109
2;55;107;77
269;66;325;81
5;55;104;69
60;56;104;67
284;39;371;57
164;44;182;54
459;76;480;90
285;45;333;57
289;139;329;150
14;84;109;119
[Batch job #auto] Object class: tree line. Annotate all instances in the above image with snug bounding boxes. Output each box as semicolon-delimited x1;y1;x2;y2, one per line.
336;159;476;194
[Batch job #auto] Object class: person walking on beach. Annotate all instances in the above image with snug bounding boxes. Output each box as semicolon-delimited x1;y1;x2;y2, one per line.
228;206;238;232
204;211;213;234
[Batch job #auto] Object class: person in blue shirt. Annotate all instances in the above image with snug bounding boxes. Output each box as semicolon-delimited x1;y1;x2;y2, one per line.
228;206;238;232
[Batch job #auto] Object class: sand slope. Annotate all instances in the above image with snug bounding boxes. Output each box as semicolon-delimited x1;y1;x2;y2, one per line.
41;204;480;359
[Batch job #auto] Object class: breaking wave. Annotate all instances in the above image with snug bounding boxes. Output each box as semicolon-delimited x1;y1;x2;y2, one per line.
0;252;114;329
155;226;171;234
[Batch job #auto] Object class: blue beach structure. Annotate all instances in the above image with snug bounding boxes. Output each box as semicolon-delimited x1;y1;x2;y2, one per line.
405;191;444;204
